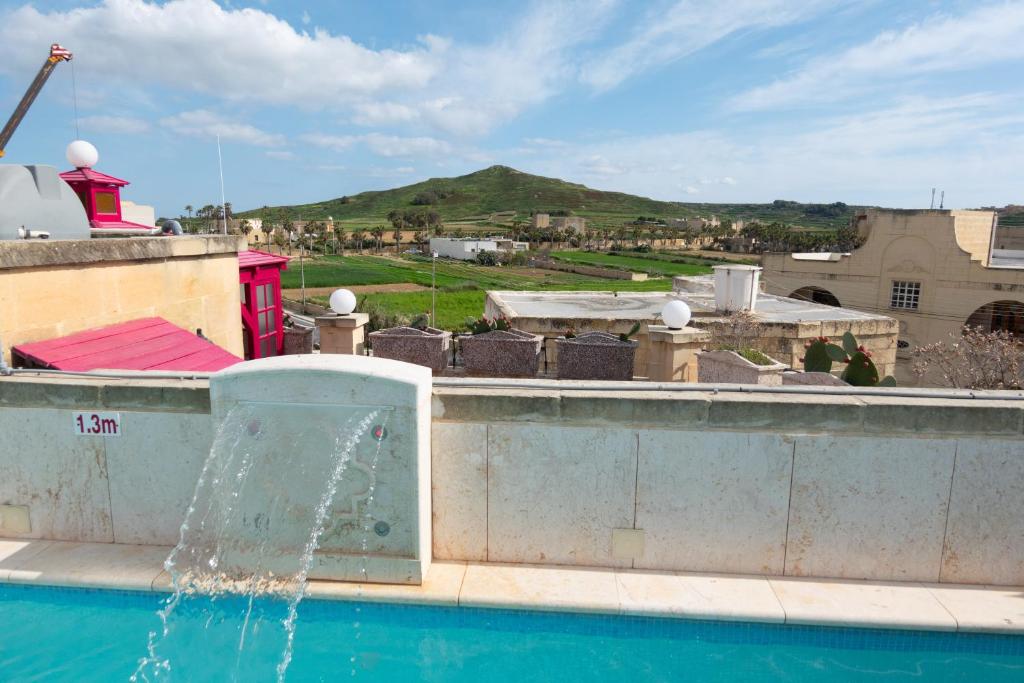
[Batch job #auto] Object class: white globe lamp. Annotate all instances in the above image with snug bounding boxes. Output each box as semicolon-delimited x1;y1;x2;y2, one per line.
662;300;691;330
66;140;99;168
329;288;357;315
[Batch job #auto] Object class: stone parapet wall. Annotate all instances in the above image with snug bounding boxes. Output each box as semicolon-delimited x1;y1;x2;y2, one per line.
1;375;1022;586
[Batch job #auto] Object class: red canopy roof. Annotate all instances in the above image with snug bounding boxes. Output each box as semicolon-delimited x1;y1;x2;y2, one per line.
239;249;290;269
13;317;242;372
59;167;130;186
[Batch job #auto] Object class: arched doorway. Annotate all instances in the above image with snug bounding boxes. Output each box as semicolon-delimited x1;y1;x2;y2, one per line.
790;286;841;307
965;300;1024;335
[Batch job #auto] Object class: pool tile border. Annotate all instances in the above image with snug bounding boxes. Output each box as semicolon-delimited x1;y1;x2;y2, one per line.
1;539;1022;635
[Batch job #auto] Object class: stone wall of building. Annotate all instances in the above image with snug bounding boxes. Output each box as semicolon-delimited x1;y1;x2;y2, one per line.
0;236;245;363
1;374;1021;586
762;209;1024;383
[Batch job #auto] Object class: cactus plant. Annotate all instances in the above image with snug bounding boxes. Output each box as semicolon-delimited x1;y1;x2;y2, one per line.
800;331;896;387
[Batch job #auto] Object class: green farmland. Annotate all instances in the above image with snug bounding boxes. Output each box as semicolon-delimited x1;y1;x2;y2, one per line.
279;253;719;331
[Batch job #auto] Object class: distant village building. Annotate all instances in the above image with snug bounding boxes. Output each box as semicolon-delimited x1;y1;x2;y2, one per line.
430;236;528;261
762;209;1024;383
551;216;586;233
531;213;550;229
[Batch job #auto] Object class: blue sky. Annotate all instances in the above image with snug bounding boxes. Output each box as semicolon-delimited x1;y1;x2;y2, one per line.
0;0;1021;216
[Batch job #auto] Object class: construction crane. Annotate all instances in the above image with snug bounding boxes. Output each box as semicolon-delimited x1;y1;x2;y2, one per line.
0;43;73;159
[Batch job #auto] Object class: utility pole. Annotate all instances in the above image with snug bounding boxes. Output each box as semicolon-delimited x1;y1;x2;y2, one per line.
431;250;438;327
930;188;936;210
299;235;306;313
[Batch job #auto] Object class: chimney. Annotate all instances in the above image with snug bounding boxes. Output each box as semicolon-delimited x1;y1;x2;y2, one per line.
713;265;762;313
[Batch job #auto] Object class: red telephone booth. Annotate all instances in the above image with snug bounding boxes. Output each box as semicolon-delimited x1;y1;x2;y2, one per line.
238;250;290;359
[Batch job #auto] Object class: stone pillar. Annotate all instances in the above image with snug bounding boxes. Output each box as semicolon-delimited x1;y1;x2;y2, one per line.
646;325;710;382
316;313;369;355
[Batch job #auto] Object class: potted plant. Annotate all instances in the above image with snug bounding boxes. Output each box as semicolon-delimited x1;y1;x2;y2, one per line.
698;311;787;385
555;323;640;381
369;314;452;373
459;315;542;378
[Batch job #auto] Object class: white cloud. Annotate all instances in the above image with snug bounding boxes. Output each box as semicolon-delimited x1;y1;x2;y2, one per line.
580;0;841;91
0;0;616;138
160;110;285;147
0;0;442;106
733;4;1024;111
299;133;358;152
684;185;700;194
363;133;451;157
265;150;296;160
78;115;150;135
300;132;451;158
301;10;311;25
350;101;420;126
511;94;1024;206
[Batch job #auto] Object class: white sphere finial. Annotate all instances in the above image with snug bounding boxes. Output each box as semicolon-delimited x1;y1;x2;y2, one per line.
662;300;692;330
66;140;99;168
329;288;357;315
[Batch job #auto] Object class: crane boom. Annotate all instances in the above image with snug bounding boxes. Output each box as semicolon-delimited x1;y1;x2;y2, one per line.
0;43;73;159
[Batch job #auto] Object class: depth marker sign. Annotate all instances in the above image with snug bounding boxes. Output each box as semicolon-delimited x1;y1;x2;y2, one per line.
73;411;121;437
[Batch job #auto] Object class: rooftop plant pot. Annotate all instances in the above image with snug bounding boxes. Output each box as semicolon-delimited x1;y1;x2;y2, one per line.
369;326;452;373
555;332;637;381
697;349;787;386
282;326;313;355
459;328;542;378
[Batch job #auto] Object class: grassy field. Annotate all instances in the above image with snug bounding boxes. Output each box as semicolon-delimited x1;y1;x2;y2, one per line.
281;252;713;331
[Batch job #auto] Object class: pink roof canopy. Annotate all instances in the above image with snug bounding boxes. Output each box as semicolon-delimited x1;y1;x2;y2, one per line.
12;317;242;372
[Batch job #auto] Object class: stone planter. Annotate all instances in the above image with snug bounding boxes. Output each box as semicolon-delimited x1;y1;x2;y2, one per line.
282;326;313;355
555;332;637;381
459;329;543;378
369;326;452;373
697;349;787;386
782;370;848;386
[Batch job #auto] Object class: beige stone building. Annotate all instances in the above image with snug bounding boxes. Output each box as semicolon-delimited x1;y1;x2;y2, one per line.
762;209;1023;383
0;236;246;365
552;216;586;233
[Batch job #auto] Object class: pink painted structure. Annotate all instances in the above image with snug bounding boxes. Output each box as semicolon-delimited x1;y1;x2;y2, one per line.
59;166;153;235
238;249;291;360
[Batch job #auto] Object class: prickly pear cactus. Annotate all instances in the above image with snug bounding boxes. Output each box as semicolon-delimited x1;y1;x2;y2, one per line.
801;332;896;387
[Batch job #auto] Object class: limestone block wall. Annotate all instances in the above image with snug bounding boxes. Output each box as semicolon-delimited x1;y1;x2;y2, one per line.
0;236;245;363
0;375;1022;586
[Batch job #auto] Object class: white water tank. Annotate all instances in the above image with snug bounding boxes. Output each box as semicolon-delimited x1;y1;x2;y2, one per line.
713;265;762;312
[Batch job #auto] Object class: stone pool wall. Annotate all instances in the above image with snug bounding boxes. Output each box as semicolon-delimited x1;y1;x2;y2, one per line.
1;375;1022;586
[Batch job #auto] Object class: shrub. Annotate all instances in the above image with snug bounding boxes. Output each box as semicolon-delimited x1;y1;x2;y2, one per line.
475;250;500;266
912;326;1024;389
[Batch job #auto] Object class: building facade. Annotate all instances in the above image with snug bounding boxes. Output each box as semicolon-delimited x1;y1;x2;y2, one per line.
429;237;528;261
762;209;1023;382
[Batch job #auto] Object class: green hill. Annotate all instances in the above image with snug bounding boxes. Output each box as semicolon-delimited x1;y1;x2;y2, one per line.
239;165;862;230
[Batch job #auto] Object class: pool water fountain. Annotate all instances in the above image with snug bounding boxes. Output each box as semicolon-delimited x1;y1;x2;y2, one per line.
132;355;432;681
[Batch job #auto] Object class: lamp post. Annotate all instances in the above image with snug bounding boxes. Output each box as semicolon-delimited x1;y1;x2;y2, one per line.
431;250;438;327
299;234;306;313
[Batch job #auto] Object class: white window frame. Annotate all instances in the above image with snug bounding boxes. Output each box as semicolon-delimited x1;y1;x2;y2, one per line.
890;280;921;310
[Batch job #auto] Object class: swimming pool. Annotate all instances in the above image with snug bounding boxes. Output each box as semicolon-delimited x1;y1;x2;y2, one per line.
1;584;1022;682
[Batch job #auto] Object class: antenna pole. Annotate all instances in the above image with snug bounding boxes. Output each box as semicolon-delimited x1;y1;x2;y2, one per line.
217;134;227;235
939;190;945;210
930;188;935;210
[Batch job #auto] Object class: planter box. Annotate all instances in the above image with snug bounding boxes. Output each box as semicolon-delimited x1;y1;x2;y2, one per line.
782;371;848;386
697;350;787;386
555;332;638;381
282;326;313;355
369;326;451;373
459;329;543;378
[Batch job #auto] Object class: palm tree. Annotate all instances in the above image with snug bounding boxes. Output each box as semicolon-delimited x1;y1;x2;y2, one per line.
239;219;254;243
351;228;366;253
371;225;386;253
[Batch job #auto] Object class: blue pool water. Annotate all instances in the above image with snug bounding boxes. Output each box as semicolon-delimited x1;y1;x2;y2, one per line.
1;584;1023;682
